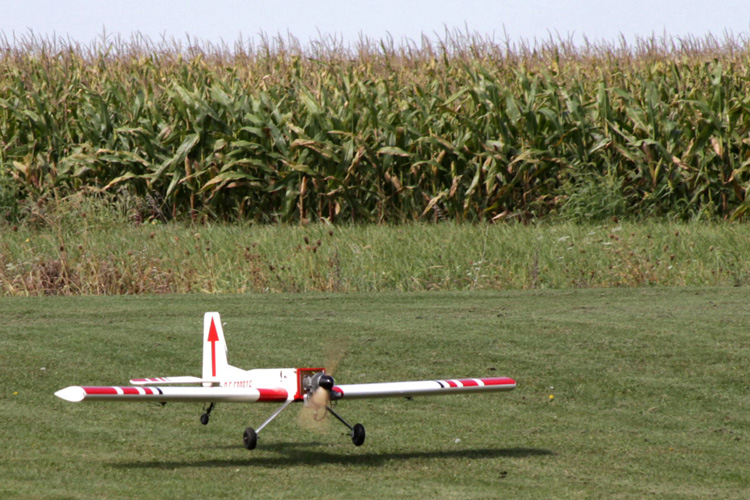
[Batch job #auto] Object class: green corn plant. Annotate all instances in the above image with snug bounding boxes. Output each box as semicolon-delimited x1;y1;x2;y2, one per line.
2;32;750;223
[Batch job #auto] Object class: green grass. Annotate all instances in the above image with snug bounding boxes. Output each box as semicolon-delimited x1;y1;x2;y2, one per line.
2;288;749;498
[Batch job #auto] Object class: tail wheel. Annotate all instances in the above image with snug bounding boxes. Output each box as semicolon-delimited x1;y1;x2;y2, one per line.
351;423;366;446
243;427;258;450
200;402;215;425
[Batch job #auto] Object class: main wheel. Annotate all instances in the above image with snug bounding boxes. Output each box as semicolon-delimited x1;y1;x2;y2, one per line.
200;413;210;425
351;423;366;446
243;427;258;450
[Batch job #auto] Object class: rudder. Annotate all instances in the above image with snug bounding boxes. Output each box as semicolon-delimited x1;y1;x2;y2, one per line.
203;312;229;380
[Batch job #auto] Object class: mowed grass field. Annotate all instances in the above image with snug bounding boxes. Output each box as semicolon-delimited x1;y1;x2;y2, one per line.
2;288;749;499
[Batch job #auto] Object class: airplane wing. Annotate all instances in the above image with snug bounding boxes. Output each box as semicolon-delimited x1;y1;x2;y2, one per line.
331;377;516;400
54;385;289;403
56;377;515;404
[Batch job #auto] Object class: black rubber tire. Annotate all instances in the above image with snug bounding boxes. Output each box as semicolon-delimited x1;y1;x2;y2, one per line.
243;427;258;450
200;413;210;425
351;423;366;446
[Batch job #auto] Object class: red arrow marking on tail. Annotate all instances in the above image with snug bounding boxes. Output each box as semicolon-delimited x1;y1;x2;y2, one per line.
208;317;220;377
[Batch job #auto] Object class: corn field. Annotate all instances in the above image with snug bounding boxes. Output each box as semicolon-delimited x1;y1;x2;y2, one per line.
2;32;750;223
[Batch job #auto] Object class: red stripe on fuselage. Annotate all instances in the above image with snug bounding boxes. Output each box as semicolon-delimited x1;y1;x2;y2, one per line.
257;388;288;402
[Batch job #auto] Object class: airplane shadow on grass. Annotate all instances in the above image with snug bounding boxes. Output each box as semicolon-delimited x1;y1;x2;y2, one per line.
115;443;554;469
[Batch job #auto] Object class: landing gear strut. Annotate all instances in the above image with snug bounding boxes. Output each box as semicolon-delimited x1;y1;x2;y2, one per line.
239;399;366;450
242;399;293;450
238;372;366;450
327;406;366;447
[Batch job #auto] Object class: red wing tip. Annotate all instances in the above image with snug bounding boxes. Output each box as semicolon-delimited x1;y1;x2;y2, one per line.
440;377;516;389
481;377;516;386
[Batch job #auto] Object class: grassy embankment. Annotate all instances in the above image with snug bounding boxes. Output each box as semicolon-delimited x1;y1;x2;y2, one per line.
1;199;749;296
2;289;749;498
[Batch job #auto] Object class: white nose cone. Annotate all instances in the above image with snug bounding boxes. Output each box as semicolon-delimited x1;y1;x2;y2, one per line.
55;386;86;403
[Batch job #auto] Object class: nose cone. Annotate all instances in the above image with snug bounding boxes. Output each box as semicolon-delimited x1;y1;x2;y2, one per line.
54;386;86;403
319;374;335;391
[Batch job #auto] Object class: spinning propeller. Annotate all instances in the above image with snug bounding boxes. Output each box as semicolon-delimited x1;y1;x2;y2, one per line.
298;369;364;446
307;373;335;412
299;372;337;431
296;341;364;446
298;342;346;431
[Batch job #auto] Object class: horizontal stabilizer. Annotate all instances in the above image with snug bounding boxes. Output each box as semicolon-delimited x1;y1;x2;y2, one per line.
130;376;218;386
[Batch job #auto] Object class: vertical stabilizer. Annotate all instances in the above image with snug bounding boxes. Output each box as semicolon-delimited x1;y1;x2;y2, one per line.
203;312;229;380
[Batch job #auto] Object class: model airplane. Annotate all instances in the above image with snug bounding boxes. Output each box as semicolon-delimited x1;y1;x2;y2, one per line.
55;312;516;450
